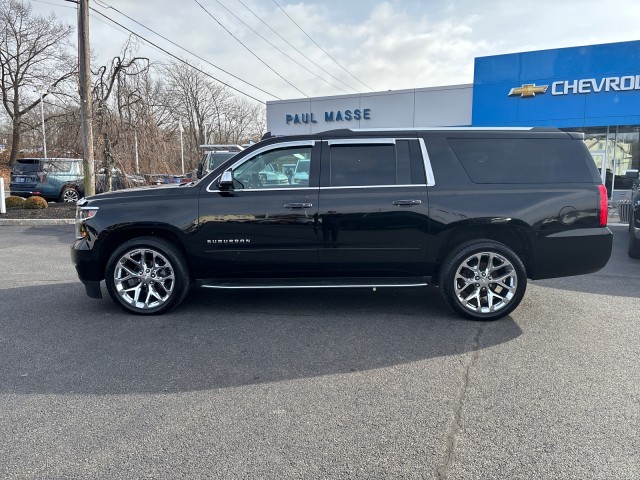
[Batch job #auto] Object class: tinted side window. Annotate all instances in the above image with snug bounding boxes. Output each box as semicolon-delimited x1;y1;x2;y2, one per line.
448;138;598;184
47;161;72;173
329;144;396;187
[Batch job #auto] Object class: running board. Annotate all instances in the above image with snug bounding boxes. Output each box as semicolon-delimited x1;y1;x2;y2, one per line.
198;277;429;290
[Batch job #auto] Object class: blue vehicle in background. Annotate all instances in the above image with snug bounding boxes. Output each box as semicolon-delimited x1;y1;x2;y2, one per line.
10;158;84;202
10;158;146;203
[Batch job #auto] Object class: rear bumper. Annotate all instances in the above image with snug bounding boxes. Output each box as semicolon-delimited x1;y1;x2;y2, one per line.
530;227;613;279
9;184;54;200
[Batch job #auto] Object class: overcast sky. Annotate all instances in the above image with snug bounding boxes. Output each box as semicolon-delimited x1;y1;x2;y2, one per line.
30;0;640;104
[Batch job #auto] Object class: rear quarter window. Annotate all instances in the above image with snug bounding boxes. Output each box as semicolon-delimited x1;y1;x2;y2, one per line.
46;160;73;173
448;137;601;184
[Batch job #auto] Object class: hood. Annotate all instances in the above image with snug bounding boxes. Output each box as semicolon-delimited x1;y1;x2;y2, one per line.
84;183;184;202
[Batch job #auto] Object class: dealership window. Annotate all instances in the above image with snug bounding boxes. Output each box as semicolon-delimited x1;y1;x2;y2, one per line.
564;126;640;200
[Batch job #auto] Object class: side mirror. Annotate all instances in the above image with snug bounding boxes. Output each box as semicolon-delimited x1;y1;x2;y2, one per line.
219;169;233;189
196;162;204;179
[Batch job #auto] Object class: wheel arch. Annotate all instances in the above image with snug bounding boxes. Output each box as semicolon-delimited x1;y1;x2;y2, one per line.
59;183;83;201
97;225;192;280
432;221;535;282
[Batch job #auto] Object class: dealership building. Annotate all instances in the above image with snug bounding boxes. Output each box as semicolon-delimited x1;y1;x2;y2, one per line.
266;40;640;200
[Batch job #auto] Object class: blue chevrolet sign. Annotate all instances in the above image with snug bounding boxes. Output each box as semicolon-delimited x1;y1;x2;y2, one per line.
472;40;640;127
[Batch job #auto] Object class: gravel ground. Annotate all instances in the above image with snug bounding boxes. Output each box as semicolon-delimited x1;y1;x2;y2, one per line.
1;202;76;219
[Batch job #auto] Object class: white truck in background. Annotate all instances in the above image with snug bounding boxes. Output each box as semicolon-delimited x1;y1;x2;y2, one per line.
196;144;244;179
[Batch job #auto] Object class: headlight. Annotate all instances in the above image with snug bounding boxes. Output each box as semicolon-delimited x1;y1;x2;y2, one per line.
75;206;99;239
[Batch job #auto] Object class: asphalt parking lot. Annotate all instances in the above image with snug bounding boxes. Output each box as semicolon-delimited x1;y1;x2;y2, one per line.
0;225;638;479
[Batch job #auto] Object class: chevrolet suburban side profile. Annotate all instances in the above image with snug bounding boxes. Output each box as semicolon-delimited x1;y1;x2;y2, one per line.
71;128;612;320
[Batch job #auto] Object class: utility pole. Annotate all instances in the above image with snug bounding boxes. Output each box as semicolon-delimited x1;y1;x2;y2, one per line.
78;0;95;196
39;89;47;158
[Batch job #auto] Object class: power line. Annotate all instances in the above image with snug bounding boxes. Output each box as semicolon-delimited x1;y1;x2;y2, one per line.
272;0;374;92
211;0;352;95
236;0;360;94
32;0;76;9
93;0;280;101
88;7;269;104
192;0;308;98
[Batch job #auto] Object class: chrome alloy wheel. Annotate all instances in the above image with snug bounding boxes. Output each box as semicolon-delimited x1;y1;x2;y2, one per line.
113;248;175;310
453;251;517;314
62;188;79;202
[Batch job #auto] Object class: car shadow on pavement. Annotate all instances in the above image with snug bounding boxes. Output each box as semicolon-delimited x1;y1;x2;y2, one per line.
0;282;522;396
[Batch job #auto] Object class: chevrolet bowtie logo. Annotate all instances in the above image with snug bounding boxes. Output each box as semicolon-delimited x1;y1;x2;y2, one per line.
508;84;549;97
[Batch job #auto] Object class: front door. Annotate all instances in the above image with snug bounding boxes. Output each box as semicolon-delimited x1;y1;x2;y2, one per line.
194;141;320;279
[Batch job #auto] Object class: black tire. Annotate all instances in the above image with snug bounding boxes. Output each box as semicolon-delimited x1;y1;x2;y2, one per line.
59;186;80;203
628;227;640;258
105;237;191;315
439;240;527;321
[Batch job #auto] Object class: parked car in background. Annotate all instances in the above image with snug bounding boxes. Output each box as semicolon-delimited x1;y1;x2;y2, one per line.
10;159;145;203
10;158;84;202
196;144;244;179
292;158;310;185
96;169;145;191
143;173;191;185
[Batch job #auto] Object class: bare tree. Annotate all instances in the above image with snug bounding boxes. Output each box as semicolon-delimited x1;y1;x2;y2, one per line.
0;0;76;165
92;40;149;190
161;60;265;169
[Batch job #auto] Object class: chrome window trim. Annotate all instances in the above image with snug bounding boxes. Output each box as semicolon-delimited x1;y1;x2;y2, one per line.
327;138;397;145
320;184;425;190
418;138;436;186
325;137;416;145
207;187;319;193
205;137;437;192
206;140;316;193
326;137;435;188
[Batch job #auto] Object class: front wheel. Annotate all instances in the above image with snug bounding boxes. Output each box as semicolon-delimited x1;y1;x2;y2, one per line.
105;237;191;315
439;240;527;321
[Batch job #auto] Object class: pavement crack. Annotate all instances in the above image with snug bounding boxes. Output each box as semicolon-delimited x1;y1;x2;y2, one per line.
436;322;484;480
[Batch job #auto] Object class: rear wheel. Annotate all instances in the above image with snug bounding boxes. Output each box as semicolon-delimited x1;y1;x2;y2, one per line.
439;240;526;321
105;237;191;314
59;186;79;203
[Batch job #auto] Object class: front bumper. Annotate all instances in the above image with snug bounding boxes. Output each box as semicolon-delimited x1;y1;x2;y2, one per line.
71;238;104;298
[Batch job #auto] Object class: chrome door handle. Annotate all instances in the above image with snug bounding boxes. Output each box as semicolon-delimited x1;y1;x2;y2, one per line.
284;203;313;209
392;200;422;206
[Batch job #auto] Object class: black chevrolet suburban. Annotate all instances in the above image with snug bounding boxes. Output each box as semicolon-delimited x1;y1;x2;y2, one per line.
71;128;612;320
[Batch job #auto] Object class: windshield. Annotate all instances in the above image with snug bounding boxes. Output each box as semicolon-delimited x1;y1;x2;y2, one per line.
208;153;236;171
12;160;42;174
295;159;310;174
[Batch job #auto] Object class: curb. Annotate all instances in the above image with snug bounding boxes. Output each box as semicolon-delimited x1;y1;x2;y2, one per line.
0;218;75;226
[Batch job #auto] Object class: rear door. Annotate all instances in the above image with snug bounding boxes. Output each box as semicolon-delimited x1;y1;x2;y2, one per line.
317;137;431;276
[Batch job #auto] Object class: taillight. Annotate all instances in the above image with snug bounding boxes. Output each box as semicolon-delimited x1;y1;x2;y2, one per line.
598;184;608;227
